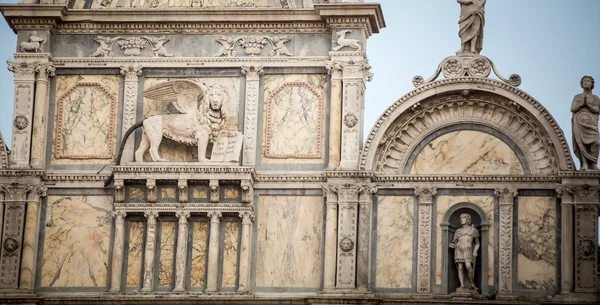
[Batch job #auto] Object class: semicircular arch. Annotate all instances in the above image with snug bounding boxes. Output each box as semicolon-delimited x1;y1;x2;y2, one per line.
361;77;574;174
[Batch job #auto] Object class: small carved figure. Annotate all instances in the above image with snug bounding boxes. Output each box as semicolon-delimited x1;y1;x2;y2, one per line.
332;30;361;52
457;0;486;54
270;36;293;56
92;36;117;57
215;37;237;57
148;36;173;57
19;31;47;53
449;213;480;292
571;75;600;170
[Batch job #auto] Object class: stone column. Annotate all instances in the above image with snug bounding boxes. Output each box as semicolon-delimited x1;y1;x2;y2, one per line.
7;61;37;168
322;185;339;291
336;185;362;289
141;211;158;292
110;211;127;292
237;211;254;293
0;191;4;241
415;186;436;293
326;62;343;170
572;184;599;294
0;186;27;288
356;185;376;291
556;186;575;294
119;64;142;163
205;211;222;292
241;65;263;166
30;63;55;168
19;184;47;290
495;187;518;297
173;211;190;292
338;61;372;170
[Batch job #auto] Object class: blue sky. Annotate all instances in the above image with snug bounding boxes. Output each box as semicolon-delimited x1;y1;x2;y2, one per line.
0;0;599;170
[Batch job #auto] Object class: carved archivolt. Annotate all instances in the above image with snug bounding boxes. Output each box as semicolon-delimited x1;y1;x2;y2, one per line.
361;78;574;173
0;132;8;169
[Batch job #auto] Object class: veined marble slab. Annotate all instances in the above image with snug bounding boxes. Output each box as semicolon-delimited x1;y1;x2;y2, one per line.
436;196;494;286
158;221;176;287
411;130;524;175
262;74;327;164
375;196;414;288
255;196;323;287
126;222;145;287
222;221;239;288
51;75;120;165
40;196;113;287
142;77;241;162
190;222;209;288
517;197;556;290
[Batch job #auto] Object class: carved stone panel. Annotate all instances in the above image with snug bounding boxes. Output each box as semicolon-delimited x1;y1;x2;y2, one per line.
0;203;26;288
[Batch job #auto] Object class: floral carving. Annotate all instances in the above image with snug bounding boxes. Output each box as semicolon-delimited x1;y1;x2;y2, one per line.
443;59;463;77
92;35;173;57
214;35;294;57
469;58;491;77
13;115;28;130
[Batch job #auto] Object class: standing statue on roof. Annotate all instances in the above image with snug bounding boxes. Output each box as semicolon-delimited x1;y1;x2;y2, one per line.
571;76;600;170
457;0;486;55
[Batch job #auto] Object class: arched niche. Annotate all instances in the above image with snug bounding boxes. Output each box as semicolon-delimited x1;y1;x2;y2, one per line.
361;78;574;174
441;202;489;295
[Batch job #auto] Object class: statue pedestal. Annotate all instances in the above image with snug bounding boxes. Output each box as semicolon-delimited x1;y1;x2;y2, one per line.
451;288;483;301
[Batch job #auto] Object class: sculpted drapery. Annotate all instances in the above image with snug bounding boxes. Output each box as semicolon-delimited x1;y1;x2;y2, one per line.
571;76;600;170
457;0;486;54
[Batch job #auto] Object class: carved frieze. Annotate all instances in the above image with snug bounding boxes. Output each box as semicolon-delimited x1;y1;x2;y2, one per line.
92;36;173;58
215;35;293;57
332;29;362;52
19;31;46;53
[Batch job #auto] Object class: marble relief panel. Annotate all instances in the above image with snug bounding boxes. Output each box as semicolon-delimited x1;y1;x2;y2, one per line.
262;74;327;164
126;222;145;287
222;222;239;288
435;196;494;286
255;196;323;287
410;130;524;175
190;222;209;288
517;197;556;290
142;77;240;162
158;221;176;287
51;75;120;165
40;196;113;287
375;196;414;288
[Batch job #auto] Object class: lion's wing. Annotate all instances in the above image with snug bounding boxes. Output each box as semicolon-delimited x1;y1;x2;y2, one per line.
142;79;204;114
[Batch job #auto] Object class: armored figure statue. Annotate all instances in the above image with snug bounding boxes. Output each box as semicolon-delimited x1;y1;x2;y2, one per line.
449;213;480;292
457;0;486;54
571;76;600;170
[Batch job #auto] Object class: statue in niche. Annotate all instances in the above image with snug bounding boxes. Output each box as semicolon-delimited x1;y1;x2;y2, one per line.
571;75;600;170
115;79;240;163
457;0;486;54
449;213;480;292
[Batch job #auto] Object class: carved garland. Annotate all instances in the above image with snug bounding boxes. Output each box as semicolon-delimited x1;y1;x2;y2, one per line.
372;94;559;174
361;77;574;172
55;82;117;159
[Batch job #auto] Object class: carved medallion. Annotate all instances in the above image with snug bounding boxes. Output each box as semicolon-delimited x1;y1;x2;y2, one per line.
3;237;19;253
469;58;491;77
13;115;28;130
339;237;354;252
344;113;358;128
577;238;596;260
443;59;463;77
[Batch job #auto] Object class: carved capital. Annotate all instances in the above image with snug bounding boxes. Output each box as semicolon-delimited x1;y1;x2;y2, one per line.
112;210;127;226
209;180;219;203
241;180;253;203
556;186;575;203
494;187;518;205
207;211;222;223
326;61;344;80
239;211;255;225
120;64;142;81
7;61;37;79
573;184;600;203
178;180;188;203
35;63;55;82
175;211;190;222
336;183;363;202
241;65;263;80
144;210;159;222
25;184;47;202
341;61;373;82
415;187;437;204
146;179;157;203
114;180;125;203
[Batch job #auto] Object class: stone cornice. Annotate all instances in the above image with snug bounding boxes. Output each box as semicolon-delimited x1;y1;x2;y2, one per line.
314;3;385;35
372;174;562;184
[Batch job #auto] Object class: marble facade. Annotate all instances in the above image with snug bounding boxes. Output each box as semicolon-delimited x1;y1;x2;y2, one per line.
0;1;597;305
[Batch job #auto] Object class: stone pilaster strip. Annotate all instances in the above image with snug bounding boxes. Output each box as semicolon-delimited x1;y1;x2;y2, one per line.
556;186;575;294
356;184;376;290
141;211;159;292
205;211;222;292
322;184;339;290
173;210;190;292
110;211;127;292
495;187;518;295
415;186;436;293
326;61;343;170
237;211;254;292
572;184;600;293
335;185;362;289
18;184;47;290
0;186;28;288
7;61;37;168
241;65;263;166
119;64;142;163
30;63;55;168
